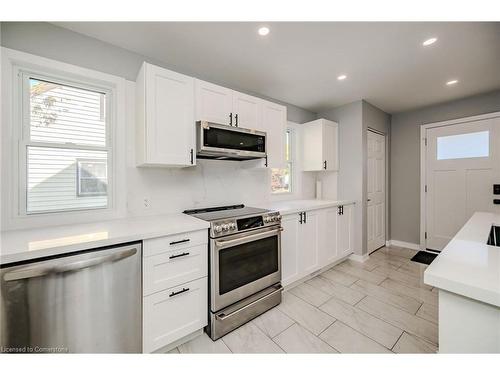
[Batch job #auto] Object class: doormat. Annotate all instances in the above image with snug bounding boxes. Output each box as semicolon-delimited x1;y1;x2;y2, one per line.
411;251;438;265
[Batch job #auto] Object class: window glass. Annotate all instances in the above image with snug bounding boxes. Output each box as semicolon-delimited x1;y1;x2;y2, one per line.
271;129;292;193
25;75;110;214
437;131;489;160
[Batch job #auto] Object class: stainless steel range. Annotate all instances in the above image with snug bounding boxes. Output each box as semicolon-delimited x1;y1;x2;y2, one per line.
184;204;282;340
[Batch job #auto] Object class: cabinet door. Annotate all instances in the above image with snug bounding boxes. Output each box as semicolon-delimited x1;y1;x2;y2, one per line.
323;121;339;171
232;91;262;129
318;207;338;265
143;277;207;353
337;205;354;257
281;213;301;286
195;79;233;125
144;64;195;166
302;120;323;171
299;210;319;275
261;100;287;168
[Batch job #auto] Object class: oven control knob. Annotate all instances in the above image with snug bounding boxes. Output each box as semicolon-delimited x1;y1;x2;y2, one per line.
228;223;236;230
277;215;281;220
214;225;223;233
264;217;270;223
222;224;229;231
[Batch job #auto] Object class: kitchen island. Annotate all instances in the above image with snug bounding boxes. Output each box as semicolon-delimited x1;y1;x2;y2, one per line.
424;211;500;353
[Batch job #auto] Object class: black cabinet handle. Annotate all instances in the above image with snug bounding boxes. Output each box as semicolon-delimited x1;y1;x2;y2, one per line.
299;212;303;224
229;112;233;126
190;148;194;164
235;114;238;127
304;211;307;223
169;239;190;246
323;160;327;170
169;287;190;298
169;252;190;259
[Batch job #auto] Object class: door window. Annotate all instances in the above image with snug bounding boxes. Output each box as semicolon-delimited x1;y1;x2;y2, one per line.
437;131;489;160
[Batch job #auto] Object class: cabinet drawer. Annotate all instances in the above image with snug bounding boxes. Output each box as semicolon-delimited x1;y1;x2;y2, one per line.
143;230;207;257
143;277;207;353
143;243;208;296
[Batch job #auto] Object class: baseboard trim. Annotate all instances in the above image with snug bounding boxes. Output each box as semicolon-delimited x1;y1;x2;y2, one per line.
387;239;420;251
349;253;370;263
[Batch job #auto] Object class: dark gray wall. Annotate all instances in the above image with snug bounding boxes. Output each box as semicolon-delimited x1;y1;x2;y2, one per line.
0;22;316;124
391;90;500;244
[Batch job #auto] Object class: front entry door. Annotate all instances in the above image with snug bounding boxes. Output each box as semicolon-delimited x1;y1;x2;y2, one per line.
425;116;500;251
367;130;386;253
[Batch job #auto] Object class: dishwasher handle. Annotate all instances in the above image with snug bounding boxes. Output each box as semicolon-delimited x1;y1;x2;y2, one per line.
3;247;138;282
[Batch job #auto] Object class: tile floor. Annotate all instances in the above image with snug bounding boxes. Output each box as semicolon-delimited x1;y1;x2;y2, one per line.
169;246;439;354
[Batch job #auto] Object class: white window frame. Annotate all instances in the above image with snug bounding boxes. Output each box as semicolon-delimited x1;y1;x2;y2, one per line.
1;48;127;230
20;72;113;215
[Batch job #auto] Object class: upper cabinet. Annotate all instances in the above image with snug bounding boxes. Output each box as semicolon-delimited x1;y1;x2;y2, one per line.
260;100;286;169
232;91;262;129
194;80;233;125
302;119;339;171
135;66;287;168
195;79;287;168
136;62;195;167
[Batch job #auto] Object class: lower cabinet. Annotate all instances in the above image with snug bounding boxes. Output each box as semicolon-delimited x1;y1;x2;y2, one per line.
143;277;207;353
142;230;208;353
281;204;354;287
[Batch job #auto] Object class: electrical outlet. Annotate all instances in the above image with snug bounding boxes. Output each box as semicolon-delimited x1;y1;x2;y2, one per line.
143;198;150;208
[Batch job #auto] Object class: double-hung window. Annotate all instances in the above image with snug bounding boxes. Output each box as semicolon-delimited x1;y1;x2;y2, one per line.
271;128;293;194
21;74;111;214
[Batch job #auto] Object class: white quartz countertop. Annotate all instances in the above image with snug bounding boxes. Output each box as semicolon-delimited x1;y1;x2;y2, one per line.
0;214;209;265
424;212;500;307
262;199;356;216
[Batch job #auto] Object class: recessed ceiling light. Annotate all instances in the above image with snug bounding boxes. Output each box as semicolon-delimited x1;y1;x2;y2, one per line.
337;74;347;81
446;79;458;86
258;27;270;36
422;37;438;46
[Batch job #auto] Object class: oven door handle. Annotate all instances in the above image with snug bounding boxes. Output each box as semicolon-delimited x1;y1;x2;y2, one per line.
213;227;283;249
215;285;284;321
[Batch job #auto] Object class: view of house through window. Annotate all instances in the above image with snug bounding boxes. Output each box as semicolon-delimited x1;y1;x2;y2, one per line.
271;128;293;193
25;77;110;214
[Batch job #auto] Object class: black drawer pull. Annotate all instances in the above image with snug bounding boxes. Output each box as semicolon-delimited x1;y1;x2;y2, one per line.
169;239;190;245
169;252;190;259
169;287;190;298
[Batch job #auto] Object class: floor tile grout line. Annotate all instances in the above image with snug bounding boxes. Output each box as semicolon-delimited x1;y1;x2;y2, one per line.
390;330;405;351
318;294;403;350
355;297;438;346
276;302;330;338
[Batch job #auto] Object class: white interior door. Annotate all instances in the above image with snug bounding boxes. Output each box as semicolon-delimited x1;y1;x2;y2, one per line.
425;117;500;251
367;131;386;253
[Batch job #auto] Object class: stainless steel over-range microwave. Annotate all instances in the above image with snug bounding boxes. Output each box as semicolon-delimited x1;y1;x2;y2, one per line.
196;121;267;160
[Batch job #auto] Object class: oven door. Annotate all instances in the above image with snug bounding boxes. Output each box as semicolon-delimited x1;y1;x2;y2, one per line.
210;226;282;312
197;121;267;160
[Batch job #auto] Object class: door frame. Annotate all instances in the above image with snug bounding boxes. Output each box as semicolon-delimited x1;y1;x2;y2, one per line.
419;111;500;251
366;128;387;254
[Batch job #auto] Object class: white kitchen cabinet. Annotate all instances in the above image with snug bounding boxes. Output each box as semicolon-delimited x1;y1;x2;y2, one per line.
299;210;319;275
318;207;338;265
143;277;207;353
281;204;354;287
194;79;233;125
136;62;195;167
232;91;262;129
337;204;354;257
260;100;287;168
142;231;208;353
281;214;301;286
302;118;339;171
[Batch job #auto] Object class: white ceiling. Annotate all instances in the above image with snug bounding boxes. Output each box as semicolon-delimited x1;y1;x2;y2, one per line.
54;22;500;114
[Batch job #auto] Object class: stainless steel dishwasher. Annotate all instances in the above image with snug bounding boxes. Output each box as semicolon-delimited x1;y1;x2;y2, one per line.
0;242;141;353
